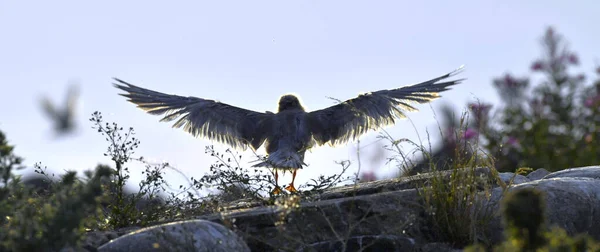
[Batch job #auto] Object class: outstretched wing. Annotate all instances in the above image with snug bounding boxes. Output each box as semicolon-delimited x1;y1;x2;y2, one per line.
65;82;80;116
307;66;465;146
40;96;58;119
113;78;274;151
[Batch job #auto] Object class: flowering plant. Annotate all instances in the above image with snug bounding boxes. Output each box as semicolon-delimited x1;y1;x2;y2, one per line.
463;27;600;172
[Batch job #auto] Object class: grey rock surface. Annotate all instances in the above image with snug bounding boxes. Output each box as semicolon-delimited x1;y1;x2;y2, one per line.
301;234;417;252
526;168;550;180
316;167;493;201
482;177;600;244
420;242;464;252
498;172;530;185
97;219;250;252
202;188;423;252
542;165;600;180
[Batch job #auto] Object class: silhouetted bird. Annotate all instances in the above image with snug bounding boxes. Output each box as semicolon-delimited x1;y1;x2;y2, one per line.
40;84;79;136
113;66;465;193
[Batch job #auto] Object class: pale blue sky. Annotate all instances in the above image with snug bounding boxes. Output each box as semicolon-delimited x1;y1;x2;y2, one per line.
1;1;599;192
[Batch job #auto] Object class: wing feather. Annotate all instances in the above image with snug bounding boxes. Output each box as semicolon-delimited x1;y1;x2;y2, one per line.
40;96;58;118
113;78;273;150
307;66;465;146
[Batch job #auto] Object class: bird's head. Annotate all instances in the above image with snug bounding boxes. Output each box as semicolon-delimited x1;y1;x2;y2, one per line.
278;94;305;112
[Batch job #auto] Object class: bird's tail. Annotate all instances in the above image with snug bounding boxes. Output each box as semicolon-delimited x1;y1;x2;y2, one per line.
251;150;306;169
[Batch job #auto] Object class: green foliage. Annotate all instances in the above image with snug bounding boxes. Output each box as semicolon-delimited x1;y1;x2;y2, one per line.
462;27;600;172
465;187;600;252
416;126;499;247
90;111;167;228
0;112;198;251
0;130;24;219
0;129;111;251
379;110;502;248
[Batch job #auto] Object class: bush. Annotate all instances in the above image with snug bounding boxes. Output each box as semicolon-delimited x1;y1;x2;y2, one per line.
460;27;600;172
0;129;111;251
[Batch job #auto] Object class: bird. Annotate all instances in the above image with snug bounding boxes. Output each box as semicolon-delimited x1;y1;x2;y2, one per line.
40;83;80;137
113;66;465;194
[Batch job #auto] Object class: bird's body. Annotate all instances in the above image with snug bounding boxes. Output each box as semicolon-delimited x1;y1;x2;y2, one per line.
255;107;314;192
256;97;313;171
114;66;465;193
40;84;79;137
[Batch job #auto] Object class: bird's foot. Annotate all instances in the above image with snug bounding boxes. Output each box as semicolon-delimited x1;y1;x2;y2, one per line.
284;184;298;193
271;186;283;195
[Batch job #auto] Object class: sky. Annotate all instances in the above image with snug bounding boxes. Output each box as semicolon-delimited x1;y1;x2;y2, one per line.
1;0;599;194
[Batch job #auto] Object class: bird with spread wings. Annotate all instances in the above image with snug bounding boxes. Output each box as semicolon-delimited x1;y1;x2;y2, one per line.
114;66;465;194
40;83;80;137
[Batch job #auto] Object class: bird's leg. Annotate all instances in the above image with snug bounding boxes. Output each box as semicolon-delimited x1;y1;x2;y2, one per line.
285;169;298;193
271;169;282;195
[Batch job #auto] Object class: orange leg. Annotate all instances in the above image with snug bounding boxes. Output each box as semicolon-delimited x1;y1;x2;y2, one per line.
284;169;298;192
271;169;282;195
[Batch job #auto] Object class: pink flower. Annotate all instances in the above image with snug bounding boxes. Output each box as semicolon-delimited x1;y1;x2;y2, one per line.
463;128;478;140
531;61;545;71
506;136;519;147
567;54;579;65
585;134;593;143
493;74;528;90
503;136;521;149
585;97;594;107
359;171;377;182
585;95;600;108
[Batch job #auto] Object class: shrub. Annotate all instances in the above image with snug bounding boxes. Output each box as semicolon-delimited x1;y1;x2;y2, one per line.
461;27;600;172
0;129;111;251
379;109;502;248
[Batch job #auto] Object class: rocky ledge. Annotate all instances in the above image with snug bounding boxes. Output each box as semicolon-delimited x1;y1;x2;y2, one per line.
85;165;600;251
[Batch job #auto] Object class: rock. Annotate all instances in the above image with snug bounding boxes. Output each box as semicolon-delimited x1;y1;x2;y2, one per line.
80;226;141;251
301;234;416;252
482;177;600;244
201;189;423;252
316;167;493;201
498;172;530;185
526;168;550;181
542;165;600;180
420;242;463;252
97;220;250;252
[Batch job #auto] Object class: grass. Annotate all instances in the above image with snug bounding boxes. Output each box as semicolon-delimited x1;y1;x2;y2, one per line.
373;108;504;248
